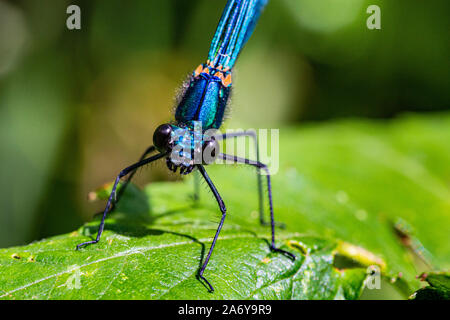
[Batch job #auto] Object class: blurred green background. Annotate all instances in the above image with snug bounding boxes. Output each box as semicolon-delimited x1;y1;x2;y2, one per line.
0;0;448;250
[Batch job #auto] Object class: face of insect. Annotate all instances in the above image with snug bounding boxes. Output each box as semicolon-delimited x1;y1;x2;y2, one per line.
153;123;220;174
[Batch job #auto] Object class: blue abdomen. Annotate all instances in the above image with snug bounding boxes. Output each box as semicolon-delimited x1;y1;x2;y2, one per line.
175;75;230;130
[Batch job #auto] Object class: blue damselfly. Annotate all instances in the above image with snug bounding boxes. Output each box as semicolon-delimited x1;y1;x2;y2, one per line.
77;0;295;292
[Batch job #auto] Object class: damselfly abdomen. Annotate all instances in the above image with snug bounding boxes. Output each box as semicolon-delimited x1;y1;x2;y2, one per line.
77;0;295;293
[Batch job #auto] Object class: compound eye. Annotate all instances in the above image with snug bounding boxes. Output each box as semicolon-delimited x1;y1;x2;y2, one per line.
202;139;219;164
153;124;173;152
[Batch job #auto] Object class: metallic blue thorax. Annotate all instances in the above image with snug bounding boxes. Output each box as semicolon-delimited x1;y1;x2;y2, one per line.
174;0;267;132
175;70;231;130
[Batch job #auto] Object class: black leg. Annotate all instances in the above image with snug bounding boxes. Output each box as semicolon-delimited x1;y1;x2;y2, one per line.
218;131;284;228
196;165;226;292
114;145;156;205
218;131;263;224
219;153;295;261
77;151;166;250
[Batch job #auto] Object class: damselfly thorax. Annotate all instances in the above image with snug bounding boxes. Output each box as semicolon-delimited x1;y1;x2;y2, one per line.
153;62;232;175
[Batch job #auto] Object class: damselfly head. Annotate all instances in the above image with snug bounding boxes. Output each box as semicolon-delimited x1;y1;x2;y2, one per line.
158;123;220;175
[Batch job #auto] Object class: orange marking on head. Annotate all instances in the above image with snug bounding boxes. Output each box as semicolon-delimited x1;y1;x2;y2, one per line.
202;67;210;74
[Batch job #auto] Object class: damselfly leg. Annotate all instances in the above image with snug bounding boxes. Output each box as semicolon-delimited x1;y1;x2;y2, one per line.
196;164;226;292
195;153;295;292
219;131;285;228
92;145;157;218
114;145;156;207
76;151;166;250
219;153;295;260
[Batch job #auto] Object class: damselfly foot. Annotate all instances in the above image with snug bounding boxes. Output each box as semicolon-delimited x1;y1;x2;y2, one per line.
271;246;296;261
76;240;98;250
198;274;215;293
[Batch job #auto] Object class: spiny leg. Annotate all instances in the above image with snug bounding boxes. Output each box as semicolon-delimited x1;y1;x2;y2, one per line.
114;145;156;206
218;131;284;228
219;153;295;260
196;164;226;292
77;152;166;250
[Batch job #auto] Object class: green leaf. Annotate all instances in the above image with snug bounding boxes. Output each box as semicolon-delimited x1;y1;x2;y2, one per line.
0;183;369;300
0;112;449;300
411;271;450;300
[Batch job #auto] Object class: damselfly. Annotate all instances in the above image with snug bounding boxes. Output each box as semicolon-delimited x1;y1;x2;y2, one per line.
77;0;295;292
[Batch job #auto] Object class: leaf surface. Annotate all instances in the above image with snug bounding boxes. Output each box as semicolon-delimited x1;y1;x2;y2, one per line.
1;112;449;300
